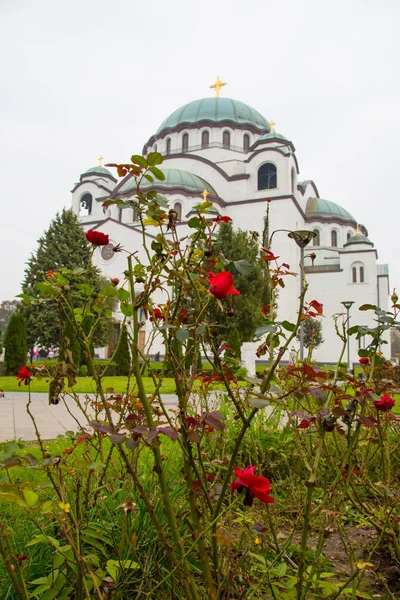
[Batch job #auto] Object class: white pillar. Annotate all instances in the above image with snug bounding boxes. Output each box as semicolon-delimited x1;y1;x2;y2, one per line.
241;342;259;377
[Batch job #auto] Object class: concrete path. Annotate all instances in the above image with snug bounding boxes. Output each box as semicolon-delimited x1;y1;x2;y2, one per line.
0;393;180;442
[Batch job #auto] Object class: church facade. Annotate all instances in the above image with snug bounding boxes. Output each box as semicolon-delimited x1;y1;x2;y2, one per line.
71;88;389;365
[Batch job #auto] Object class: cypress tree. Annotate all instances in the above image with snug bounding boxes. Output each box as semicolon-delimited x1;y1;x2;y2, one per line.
4;313;28;375
114;325;131;376
20;209;111;349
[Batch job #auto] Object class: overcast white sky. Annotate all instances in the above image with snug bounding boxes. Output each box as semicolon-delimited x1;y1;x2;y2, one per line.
1;0;399;303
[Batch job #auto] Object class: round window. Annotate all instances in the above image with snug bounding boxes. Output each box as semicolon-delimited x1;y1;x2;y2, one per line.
101;244;114;261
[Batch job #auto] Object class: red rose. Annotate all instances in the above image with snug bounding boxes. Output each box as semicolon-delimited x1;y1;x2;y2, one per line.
267;199;272;203
111;277;120;286
374;394;395;412
179;309;189;324
359;357;369;365
85;229;109;246
150;307;165;322
16;366;32;386
208;272;239;300
212;216;232;224
231;466;274;506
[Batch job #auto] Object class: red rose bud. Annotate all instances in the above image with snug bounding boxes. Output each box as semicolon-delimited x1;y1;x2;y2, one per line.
359;357;369;365
267;198;272;203
231;466;274;506
85;229;109;246
16;366;32;386
374;394;395;412
150;307;165;322
208;272;240;300
111;277;120;286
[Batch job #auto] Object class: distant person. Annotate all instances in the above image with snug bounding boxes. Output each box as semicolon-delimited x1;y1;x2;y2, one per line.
29;348;35;364
39;348;47;360
48;350;55;360
35;348;40;361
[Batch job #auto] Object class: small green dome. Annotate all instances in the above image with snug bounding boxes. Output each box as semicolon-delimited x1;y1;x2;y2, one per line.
259;132;288;141
83;166;114;177
344;235;373;247
306;197;355;222
119;169;217;196
156;97;269;134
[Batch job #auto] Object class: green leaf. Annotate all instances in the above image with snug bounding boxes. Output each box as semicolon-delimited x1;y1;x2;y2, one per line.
15;293;33;304
176;328;189;342
233;259;252;275
255;324;278;338
359;304;377;311
358;349;370;357
130;154;147;168
195;325;206;335
281;320;296;332
117;288;131;303
101;285;118;297
143;173;154;183
102;199;126;207
149;166;165;180
86;462;106;469
27;534;60;548
120;303;133;317
248;397;270;408
146;152;163;166
22;488;39;507
188;217;201;228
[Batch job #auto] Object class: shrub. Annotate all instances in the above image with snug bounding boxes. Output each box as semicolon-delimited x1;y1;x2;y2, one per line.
4;312;27;375
79;364;88;377
235;365;248;380
113;325;130;376
227;328;242;358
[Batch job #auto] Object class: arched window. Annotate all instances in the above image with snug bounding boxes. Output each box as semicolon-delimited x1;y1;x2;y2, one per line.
352;267;357;283
201;131;209;149
257;163;277;190
166;138;171;155
182;133;189;153
243;134;250;152
331;230;338;247
360;266;364;283
222;130;230;148
291;167;296;194
312;229;320;246
80;193;92;216
347;231;352;241
173;202;182;221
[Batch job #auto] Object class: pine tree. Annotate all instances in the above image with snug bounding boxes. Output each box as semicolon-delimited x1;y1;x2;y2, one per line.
113;325;131;376
4;312;28;375
207;223;270;346
20;209;111;349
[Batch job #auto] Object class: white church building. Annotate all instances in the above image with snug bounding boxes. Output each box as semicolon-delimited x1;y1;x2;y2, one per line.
71;82;389;365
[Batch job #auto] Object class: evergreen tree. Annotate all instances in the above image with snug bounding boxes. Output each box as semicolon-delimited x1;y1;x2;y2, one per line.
113;325;131;376
297;318;324;348
4;313;28;374
207;223;270;346
20;209;111;349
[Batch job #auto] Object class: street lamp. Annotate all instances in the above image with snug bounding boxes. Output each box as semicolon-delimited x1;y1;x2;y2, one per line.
288;230;317;360
341;301;355;372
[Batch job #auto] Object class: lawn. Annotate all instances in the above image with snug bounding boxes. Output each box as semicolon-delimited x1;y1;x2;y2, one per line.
0;375;179;394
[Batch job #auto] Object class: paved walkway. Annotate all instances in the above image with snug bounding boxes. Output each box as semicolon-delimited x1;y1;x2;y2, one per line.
0;393;180;442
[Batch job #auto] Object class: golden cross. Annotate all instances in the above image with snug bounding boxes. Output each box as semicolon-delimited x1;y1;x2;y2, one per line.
202;189;209;202
268;121;276;133
98;155;104;167
356;223;361;236
209;76;227;98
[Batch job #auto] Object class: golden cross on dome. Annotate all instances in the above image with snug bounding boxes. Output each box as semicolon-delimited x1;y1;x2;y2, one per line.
202;189;209;202
210;76;227;98
98;155;104;167
268;121;276;133
356;223;361;236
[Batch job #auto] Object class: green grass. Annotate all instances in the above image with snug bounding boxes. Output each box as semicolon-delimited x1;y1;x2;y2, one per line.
0;376;179;394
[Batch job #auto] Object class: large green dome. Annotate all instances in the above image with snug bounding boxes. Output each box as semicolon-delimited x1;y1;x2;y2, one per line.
306;197;355;223
156;98;270;134
119;169;217;196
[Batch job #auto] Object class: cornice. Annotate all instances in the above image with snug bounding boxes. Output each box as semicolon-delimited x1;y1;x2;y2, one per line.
143;119;268;151
160;153;250;182
245;147;300;174
71;180;113;195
